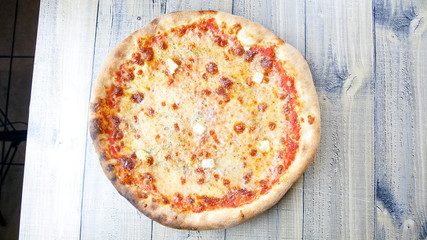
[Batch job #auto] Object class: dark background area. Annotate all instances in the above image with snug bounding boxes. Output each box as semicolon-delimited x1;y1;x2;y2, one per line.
0;0;40;239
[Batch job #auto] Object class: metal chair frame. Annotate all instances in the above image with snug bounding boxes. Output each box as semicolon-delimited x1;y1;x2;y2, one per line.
0;108;27;226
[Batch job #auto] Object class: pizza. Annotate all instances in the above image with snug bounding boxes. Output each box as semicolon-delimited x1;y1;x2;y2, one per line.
89;10;320;230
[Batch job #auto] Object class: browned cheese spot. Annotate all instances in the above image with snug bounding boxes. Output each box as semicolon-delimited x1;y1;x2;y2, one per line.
232;46;245;56
234;122;246;134
120;156;136;171
308;114;315;125
131;92;144;103
140;47;154;61
258;102;268;112
147;156;154;165
249;149;257;156
243;172;253;184
213;36;228;47
269;122;276;130
146;108;156;117
206;62;218;74
220;76;233;89
172;103;179;110
132;52;144;65
244;50;257;62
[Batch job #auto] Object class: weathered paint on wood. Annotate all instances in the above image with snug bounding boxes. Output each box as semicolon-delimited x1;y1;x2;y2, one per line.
18;0;99;239
303;0;375;239
374;0;427;239
19;0;427;239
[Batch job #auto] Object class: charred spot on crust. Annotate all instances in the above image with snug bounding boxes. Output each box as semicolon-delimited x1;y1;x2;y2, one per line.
307;114;315;125
105;164;114;172
100;152;108;161
151;18;159;26
139;191;148;199
91;100;103;113
198;10;217;15
90;118;103;138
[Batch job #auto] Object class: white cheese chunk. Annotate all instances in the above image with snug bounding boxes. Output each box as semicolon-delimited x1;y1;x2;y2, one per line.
166;58;179;74
259;140;271;152
193;123;206;135
253;72;264;84
237;31;257;46
136;149;149;160
201;159;215;169
243;46;250;51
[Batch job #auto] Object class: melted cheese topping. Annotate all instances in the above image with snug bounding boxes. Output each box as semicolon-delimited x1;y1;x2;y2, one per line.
95;18;300;212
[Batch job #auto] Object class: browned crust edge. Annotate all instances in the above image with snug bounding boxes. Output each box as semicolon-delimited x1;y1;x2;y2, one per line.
89;10;320;230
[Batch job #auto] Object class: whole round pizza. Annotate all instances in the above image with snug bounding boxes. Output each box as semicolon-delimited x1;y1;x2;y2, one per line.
89;10;320;230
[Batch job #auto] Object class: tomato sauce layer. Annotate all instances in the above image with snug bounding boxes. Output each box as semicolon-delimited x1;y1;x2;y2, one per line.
96;18;301;213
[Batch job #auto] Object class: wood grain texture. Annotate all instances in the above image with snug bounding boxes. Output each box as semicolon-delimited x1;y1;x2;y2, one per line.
374;0;427;239
303;0;375;239
18;0;99;239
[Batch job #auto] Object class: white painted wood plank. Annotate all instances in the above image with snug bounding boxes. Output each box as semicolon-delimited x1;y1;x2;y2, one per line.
374;0;427;239
18;0;99;239
80;1;165;239
227;0;306;239
303;0;375;239
150;1;231;239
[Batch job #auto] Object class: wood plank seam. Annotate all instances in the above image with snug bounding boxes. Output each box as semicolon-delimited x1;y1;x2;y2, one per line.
372;0;377;238
79;0;100;239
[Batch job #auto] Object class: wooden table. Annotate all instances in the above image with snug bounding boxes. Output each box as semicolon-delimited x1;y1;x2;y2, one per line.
19;0;426;239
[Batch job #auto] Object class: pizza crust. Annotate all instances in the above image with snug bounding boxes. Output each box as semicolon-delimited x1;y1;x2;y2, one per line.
89;10;320;230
